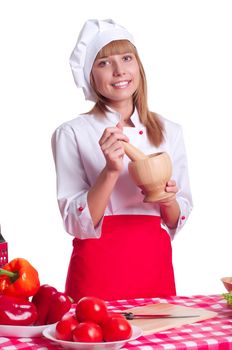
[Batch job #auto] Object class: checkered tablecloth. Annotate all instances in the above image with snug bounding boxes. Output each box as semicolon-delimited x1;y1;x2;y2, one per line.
0;295;232;350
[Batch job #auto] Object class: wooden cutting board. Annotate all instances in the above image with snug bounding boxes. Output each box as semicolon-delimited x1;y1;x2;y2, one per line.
125;303;217;335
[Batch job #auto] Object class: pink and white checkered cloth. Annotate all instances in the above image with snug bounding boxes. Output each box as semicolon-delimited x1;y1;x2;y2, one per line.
0;295;232;350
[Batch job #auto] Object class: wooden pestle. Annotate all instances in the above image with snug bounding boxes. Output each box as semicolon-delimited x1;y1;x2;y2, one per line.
121;141;148;161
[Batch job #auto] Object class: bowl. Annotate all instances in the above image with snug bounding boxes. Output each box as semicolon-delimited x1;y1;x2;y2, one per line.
221;277;232;292
43;323;143;350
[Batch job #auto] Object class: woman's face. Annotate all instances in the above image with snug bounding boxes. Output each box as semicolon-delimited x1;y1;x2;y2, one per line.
91;52;140;105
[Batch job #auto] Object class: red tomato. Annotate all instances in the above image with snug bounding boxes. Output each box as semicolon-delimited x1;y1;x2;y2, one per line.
75;296;108;325
72;322;103;342
102;316;132;342
55;314;79;341
101;311;125;326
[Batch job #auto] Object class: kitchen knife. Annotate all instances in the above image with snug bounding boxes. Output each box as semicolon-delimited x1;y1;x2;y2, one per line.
121;312;200;320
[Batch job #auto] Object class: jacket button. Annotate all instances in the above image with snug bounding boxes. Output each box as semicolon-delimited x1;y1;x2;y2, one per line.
139;130;143;135
181;215;186;220
78;207;84;212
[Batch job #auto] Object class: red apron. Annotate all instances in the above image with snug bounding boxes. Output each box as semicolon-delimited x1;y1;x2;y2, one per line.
65;215;176;302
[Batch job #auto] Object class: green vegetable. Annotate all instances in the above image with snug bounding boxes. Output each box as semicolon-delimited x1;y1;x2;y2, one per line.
222;292;232;305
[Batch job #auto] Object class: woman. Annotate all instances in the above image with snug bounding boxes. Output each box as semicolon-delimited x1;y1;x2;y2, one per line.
52;19;193;302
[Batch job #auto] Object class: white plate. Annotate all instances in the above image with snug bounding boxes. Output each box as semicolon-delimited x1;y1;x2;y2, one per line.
0;324;53;338
42;323;143;350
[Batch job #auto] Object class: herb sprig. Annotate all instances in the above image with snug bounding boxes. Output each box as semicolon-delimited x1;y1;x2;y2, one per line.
222;292;232;305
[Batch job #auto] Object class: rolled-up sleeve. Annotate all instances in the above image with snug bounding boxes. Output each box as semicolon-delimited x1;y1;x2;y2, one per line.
51;125;103;239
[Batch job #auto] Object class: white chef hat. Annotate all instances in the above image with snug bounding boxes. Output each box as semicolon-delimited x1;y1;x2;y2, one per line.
69;19;135;101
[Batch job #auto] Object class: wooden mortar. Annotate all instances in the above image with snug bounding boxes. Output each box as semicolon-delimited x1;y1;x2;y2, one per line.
122;141;173;202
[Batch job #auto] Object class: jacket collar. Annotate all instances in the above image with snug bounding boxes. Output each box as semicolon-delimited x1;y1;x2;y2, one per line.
105;106;144;128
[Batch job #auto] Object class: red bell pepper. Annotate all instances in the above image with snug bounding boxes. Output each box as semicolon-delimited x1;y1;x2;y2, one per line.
0;257;40;298
46;291;72;324
32;284;57;325
32;284;72;325
0;295;38;326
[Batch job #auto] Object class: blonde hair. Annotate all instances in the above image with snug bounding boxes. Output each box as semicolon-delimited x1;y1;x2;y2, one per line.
91;40;164;147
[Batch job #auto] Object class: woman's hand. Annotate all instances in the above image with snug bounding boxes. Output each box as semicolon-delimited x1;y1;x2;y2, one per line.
157;179;180;229
157;179;178;207
88;123;128;226
141;180;178;205
140;180;180;229
99;122;129;172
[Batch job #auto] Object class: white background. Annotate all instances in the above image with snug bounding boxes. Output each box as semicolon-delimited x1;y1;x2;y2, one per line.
0;0;231;297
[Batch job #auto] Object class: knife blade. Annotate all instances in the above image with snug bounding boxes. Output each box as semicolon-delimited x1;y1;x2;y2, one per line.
121;312;200;320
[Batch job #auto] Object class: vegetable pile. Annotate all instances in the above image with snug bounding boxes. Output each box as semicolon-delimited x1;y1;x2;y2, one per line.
0;258;132;344
0;257;72;326
55;296;132;343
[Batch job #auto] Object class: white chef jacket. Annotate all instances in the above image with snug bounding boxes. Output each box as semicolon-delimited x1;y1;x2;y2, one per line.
51;108;193;240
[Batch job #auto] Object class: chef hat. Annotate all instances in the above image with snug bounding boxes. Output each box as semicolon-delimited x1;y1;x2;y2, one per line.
69;19;135;101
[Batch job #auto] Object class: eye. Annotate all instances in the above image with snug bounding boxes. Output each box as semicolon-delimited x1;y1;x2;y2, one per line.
122;54;133;62
97;59;110;67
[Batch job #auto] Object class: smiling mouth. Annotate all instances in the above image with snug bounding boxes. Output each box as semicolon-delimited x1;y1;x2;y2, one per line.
111;80;131;88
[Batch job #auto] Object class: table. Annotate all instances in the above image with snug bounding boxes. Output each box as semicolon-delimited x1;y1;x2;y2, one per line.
0;294;232;350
